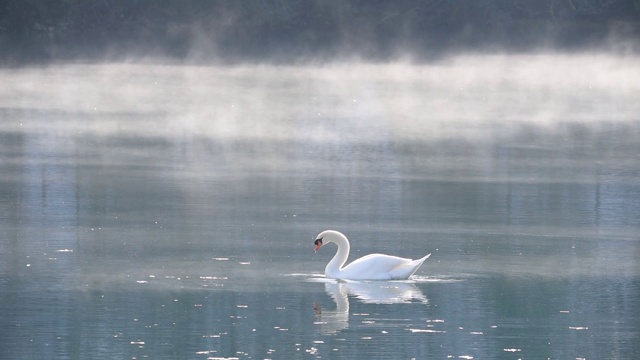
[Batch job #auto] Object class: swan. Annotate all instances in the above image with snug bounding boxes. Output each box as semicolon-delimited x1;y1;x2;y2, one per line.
313;230;430;280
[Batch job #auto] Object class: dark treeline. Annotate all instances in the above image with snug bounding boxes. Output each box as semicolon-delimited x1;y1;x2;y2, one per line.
1;0;639;64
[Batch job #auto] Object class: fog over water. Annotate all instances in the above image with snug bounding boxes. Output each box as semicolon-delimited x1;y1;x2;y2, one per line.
1;53;639;359
3;54;639;141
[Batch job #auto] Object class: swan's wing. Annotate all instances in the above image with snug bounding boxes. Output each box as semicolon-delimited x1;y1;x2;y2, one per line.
339;253;431;280
388;253;430;279
340;254;415;280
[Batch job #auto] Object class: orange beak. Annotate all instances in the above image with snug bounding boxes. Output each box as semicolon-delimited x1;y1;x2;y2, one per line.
314;238;323;252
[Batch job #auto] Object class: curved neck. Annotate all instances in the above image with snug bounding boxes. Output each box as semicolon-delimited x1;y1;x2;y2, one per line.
325;234;350;277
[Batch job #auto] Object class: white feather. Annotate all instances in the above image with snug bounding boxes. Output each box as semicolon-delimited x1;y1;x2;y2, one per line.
314;230;430;280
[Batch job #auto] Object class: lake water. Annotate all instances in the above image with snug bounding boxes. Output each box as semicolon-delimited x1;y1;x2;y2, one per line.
1;55;639;359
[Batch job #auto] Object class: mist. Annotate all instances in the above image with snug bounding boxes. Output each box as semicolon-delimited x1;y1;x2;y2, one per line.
2;53;638;143
2;1;639;142
2;4;640;359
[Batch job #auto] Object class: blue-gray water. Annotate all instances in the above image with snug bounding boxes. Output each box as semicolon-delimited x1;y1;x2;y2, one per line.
1;56;639;359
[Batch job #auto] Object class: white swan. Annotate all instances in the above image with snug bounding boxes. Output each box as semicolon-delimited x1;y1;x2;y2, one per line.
313;230;430;280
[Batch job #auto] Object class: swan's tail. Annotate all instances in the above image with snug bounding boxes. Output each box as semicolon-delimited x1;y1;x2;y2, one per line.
407;253;431;277
414;253;431;266
417;253;431;263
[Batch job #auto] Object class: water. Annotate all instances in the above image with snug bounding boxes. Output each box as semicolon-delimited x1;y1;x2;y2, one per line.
1;55;639;359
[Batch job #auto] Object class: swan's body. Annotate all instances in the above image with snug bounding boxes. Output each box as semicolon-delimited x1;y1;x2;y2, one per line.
314;230;430;280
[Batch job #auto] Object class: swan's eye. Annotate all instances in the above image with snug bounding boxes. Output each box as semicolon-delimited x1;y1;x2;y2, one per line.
314;238;323;246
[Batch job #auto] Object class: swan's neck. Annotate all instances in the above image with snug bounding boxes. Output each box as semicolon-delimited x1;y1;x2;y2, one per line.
325;234;350;277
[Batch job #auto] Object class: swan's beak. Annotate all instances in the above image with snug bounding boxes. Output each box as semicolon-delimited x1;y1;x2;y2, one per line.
314;238;323;252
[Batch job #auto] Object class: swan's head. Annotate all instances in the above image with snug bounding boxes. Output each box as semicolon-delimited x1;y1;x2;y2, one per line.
314;237;323;252
314;230;345;252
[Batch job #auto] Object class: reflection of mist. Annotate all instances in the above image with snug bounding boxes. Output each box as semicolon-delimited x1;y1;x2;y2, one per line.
315;281;427;334
5;120;79;272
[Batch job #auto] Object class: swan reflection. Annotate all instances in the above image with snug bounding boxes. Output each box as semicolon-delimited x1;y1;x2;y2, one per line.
314;280;427;334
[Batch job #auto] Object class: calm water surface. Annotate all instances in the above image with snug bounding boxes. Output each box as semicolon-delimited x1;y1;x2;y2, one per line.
1;56;639;359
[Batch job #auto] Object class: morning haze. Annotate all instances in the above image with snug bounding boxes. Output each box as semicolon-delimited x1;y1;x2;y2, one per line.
1;1;639;359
